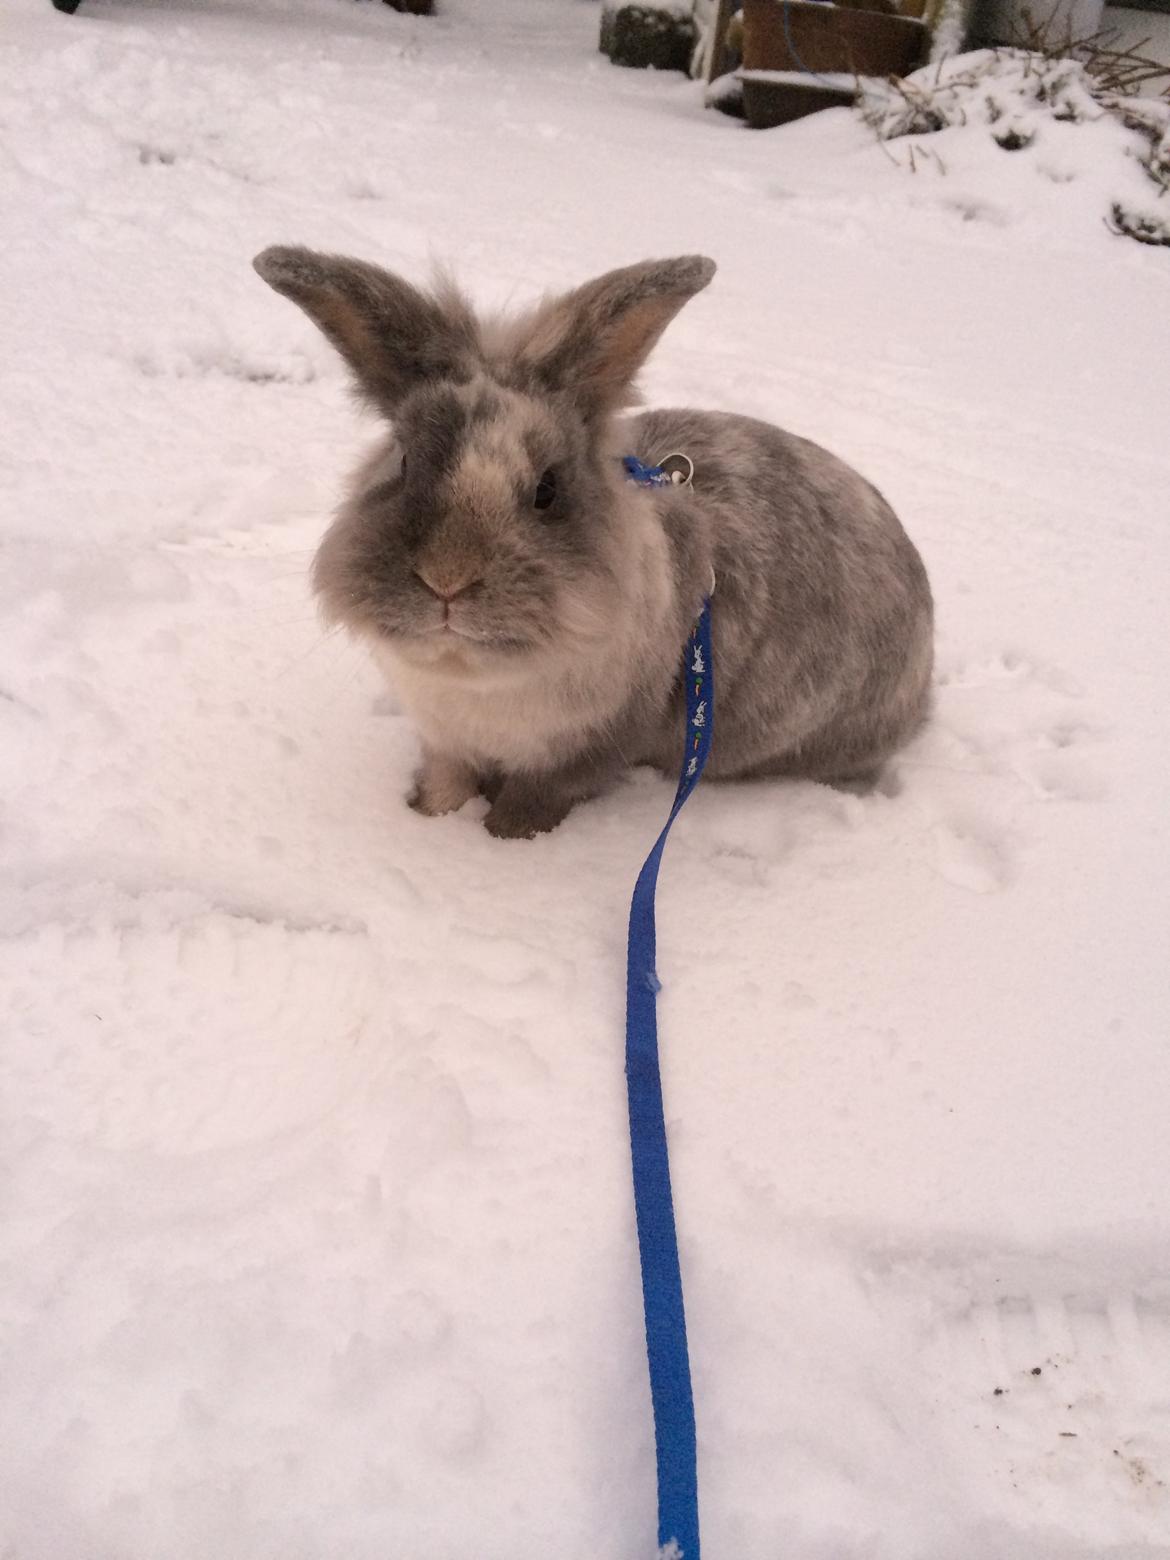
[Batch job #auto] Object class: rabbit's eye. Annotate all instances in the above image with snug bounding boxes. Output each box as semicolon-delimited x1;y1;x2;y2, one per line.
533;469;557;512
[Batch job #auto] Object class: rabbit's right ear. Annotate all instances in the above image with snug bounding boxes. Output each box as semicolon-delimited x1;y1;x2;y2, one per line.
509;256;716;419
253;246;475;415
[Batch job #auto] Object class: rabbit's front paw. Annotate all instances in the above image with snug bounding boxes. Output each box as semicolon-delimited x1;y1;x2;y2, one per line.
483;781;573;840
408;751;479;817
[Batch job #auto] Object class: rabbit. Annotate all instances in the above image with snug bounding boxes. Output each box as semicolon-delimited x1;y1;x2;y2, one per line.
253;247;933;839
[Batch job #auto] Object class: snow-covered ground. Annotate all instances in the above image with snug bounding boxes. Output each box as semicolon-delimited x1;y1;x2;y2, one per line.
2;2;1169;1556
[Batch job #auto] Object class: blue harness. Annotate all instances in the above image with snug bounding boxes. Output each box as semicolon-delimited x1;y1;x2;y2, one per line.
624;454;712;1558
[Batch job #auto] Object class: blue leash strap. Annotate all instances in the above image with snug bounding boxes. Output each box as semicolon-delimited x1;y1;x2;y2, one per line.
624;454;712;1560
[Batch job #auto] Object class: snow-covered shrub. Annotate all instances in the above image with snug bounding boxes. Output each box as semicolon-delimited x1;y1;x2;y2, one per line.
600;0;698;72
860;48;1170;245
863;49;1106;140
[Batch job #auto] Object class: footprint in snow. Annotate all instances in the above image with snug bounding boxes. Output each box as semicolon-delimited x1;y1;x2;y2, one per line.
852;1273;1170;1533
1021;718;1110;803
931;817;1013;894
930;645;1108;808
931;1289;1170;1505
937;648;1084;698
136;143;177;167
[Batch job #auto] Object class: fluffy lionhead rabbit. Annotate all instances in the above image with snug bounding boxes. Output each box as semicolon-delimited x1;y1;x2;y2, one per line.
253;247;933;839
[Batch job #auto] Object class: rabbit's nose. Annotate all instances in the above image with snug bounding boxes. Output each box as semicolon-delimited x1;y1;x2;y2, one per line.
414;569;482;604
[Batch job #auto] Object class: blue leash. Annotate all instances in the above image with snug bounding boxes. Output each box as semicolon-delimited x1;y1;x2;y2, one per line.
623;455;713;1559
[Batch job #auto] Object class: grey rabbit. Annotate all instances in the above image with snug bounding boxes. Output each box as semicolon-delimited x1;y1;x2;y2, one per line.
253;247;933;839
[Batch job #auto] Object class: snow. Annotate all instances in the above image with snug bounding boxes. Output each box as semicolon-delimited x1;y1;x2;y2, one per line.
740;67;863;89
2;1;1169;1557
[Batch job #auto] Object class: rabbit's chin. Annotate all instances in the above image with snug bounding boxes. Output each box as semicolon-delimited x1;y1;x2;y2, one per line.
374;623;537;678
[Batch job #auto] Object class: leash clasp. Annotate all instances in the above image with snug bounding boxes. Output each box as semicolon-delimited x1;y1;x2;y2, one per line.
658;451;694;488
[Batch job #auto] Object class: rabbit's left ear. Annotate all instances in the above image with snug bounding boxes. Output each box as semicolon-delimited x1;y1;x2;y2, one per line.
253;245;476;415
513;256;716;417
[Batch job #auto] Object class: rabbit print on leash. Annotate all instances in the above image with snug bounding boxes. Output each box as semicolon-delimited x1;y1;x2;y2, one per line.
253;248;933;839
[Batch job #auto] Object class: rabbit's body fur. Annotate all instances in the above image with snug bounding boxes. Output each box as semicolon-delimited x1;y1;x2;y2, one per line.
629;407;934;784
253;247;933;837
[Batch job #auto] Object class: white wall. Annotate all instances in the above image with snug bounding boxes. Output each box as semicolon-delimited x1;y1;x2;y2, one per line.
977;0;1106;46
1103;4;1170;85
975;0;1170;90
